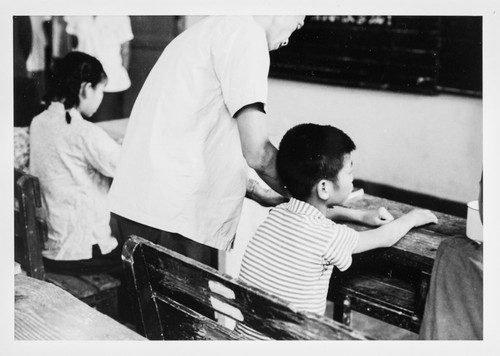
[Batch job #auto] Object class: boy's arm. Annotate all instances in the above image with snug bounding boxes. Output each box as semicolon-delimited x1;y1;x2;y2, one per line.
326;205;394;226
353;209;438;253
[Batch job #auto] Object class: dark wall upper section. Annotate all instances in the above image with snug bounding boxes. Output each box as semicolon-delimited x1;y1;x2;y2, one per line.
270;16;482;97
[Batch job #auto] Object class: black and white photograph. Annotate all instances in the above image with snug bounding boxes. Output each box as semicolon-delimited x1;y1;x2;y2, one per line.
3;0;499;355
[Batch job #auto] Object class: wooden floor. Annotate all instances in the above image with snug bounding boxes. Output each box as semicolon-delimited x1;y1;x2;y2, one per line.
325;301;418;340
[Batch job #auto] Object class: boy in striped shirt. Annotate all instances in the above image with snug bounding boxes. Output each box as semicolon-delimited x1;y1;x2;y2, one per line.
237;123;437;338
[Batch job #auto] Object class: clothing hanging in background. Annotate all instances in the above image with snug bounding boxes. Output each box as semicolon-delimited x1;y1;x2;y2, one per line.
64;16;133;93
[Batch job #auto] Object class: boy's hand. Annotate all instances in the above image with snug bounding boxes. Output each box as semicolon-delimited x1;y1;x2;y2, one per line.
362;207;394;226
404;209;438;227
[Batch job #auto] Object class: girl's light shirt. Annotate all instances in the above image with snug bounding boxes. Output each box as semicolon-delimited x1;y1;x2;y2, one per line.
64;16;133;93
107;16;269;251
29;102;121;260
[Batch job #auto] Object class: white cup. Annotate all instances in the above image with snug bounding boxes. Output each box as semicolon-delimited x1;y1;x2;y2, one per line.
466;200;483;243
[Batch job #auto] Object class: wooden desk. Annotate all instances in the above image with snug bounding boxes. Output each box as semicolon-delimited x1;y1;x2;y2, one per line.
343;193;466;272
329;193;467;332
15;274;145;340
96;118;129;142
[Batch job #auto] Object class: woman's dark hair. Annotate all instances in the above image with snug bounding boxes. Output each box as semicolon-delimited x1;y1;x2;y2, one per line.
277;123;356;201
44;51;107;111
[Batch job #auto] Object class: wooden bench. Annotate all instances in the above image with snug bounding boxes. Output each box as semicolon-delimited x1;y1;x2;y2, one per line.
327;194;466;334
14;168;121;319
122;235;369;340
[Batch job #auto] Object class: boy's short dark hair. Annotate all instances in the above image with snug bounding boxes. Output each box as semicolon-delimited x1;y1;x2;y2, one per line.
277;123;356;201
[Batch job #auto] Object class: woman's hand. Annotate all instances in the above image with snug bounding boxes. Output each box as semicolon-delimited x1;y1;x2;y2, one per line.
246;178;288;207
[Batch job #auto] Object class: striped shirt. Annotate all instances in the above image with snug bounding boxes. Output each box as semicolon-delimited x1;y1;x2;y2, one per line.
238;198;359;316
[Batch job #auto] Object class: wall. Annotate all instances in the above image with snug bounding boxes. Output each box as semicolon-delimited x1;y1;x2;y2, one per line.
265;79;483;204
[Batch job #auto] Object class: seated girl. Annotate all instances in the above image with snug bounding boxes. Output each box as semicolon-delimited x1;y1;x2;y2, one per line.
29;51;122;275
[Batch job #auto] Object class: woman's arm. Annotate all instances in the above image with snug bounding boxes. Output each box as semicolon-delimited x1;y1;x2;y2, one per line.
236;104;290;199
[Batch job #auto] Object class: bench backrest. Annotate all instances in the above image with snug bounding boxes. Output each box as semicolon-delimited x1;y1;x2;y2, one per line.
122;235;369;340
14;168;46;280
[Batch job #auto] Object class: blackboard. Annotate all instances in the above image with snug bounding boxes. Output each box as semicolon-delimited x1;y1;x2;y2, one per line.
269;16;482;97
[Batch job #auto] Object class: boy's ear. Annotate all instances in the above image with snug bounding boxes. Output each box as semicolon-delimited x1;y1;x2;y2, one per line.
316;179;331;201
